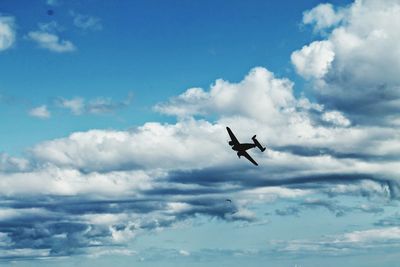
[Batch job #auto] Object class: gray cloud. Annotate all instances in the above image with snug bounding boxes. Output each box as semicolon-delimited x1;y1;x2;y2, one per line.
0;153;30;172
375;213;400;227
276;198;384;218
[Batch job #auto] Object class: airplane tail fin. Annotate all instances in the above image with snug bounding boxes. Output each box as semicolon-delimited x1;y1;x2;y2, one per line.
252;135;266;152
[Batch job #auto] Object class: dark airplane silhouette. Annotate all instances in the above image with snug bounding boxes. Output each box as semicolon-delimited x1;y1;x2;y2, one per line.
226;127;266;166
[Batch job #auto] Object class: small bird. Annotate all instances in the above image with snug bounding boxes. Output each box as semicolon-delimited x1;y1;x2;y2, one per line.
47;9;54;16
225;199;232;203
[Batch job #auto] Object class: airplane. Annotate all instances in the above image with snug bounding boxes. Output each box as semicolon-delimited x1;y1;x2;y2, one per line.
226;127;266;166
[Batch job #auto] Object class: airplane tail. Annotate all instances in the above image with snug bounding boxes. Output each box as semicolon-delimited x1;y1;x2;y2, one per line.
252;135;266;152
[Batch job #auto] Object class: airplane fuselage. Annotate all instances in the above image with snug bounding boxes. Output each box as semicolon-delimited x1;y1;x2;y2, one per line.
231;143;256;152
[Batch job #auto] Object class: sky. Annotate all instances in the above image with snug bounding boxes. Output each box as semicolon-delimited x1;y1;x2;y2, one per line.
1;0;400;266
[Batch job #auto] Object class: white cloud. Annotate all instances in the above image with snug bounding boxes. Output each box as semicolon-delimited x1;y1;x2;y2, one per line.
56;97;84;115
156;67;297;122
38;21;62;32
0;248;50;259
292;0;400;122
275;227;400;255
88;248;137;258
179;250;190;256
27;22;75;53
28;31;75;53
2;2;400;260
303;3;345;33
0;208;51;221
30;120;227;172
340;227;400;243
0;153;30;172
321;110;351;127
0;165;152;196
291;40;335;79
3;64;400;259
325;180;390;198
29;105;51;119
87;97;126;114
56;94;133;115
71;12;102;31
155;87;210;117
241;187;312;203
27;68;400;182
0;16;15;51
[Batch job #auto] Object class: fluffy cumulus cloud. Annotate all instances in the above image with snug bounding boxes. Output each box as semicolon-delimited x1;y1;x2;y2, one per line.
291;40;335;79
30;121;227;172
0;16;16;51
292;0;400;124
155;68;296;122
27;21;75;53
302;3;345;33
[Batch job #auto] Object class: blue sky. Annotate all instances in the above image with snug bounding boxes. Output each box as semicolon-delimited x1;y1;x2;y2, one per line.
2;0;400;266
0;0;347;153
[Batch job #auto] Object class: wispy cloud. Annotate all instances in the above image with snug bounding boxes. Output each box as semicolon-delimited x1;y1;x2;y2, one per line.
27;21;75;53
275;198;384;218
86;96;132;114
55;97;84;115
0;16;16;51
272;227;400;256
55;93;133;115
28;32;75;53
28;105;51;119
46;0;61;6
71;11;102;31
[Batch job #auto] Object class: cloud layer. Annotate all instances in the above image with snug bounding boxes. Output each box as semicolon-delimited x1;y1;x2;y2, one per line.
2;61;398;259
1;0;400;262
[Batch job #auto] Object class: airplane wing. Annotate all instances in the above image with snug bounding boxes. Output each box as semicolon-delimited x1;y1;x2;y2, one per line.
226;127;239;145
241;151;258;166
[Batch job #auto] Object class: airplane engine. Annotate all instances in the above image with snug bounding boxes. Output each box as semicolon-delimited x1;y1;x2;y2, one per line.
237;152;241;158
228;141;234;146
